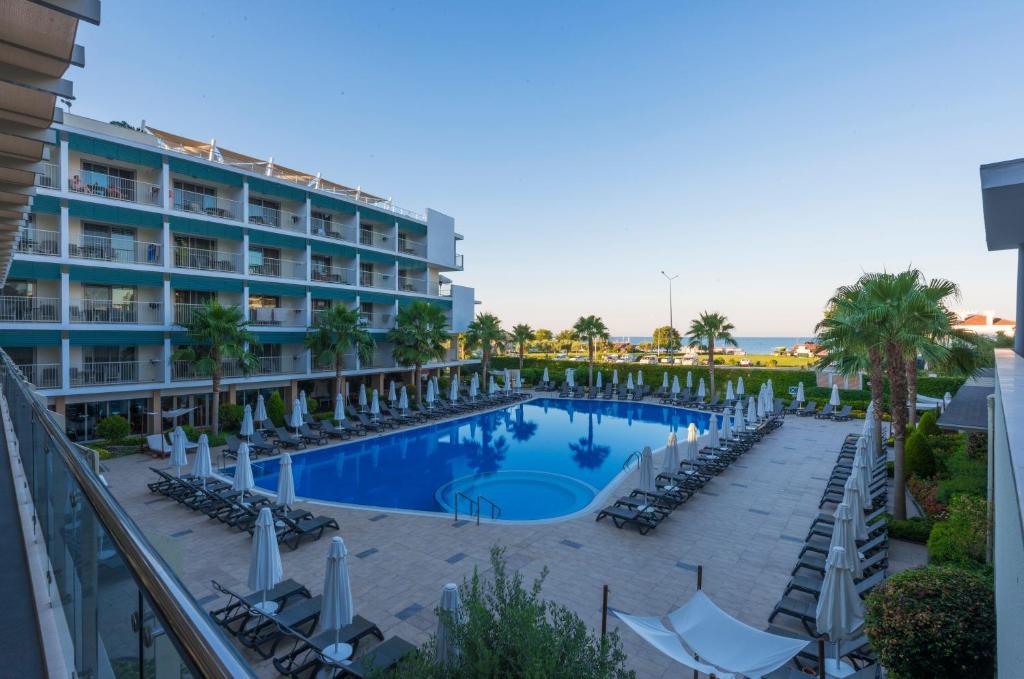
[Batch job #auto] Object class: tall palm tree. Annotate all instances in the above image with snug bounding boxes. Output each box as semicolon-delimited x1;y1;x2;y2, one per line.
305;305;375;399
509;323;535;370
572;315;609;388
464;312;505;385
686;311;737;398
170;301;258;435
386;301;450;405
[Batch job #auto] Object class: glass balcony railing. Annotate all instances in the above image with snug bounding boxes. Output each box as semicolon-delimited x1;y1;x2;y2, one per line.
359;229;393;251
311;218;356;243
455;253;464;269
398;238;426;257
0;351;254;678
398;276;427;294
359;270;393;289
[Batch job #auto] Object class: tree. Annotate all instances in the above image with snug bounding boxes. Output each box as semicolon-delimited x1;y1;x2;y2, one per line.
572;315;610;388
170;301;258;435
509;323;535;370
686;311;737;398
533;328;554;353
464;312;505;386
652;325;681;353
387;301;450;405
305;305;375;400
555;329;575;353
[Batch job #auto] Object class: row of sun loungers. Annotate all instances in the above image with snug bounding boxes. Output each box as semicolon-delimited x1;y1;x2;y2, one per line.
596;407;785;535
210;579;414;677
146;468;339;550
763;433;888;676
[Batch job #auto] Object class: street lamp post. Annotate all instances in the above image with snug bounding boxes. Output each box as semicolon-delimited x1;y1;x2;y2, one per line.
660;271;678;364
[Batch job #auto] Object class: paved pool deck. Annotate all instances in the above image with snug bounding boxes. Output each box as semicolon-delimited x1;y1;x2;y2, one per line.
103;406;896;678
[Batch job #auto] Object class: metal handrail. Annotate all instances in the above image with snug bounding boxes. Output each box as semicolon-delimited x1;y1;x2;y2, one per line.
0;352;255;678
477;494;502;524
622;450;642;471
453;491;476;522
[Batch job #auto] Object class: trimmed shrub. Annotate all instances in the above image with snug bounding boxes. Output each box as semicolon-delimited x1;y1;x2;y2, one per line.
864;566;994;678
266;392;285;427
916;409;941;436
305;396;318;415
219;403;244;431
928;495;988;569
936;442;987;505
96;415;130;442
966;432;988;461
905;427;937;479
908;476;946;518
888;516;935;544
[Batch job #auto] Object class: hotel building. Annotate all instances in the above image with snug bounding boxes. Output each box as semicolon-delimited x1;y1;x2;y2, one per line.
2;113;477;441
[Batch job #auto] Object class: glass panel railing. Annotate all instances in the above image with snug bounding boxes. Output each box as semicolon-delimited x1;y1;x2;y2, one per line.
0;352;254;678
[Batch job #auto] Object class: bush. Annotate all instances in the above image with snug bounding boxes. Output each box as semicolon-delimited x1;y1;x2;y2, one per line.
96;415;131;442
266;392;285;427
908;476;946;518
393;547;635;678
928;495;988;569
966;432;988;461
905;427;937;479
864;566;994;678
889;516;935;544
936;442;987;505
886;460;894;478
305;396;318;415
219;403;244;431
916;409;941;436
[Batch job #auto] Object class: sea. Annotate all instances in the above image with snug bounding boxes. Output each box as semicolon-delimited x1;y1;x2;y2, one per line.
608;336;814;355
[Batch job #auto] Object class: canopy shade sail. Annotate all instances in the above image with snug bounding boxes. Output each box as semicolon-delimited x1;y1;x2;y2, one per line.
611;611;728;678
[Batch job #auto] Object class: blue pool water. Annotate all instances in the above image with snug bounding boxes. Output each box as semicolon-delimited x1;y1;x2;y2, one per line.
243;398;714;521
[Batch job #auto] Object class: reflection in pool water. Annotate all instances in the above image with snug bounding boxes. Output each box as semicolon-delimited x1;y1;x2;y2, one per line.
244;398;715;521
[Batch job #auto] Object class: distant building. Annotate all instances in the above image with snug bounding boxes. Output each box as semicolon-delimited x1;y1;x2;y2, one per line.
815;366;862;390
789;341;821;357
954;310;1015;336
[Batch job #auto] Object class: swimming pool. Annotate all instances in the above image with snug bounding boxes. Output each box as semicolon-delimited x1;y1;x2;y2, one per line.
241;398;715;521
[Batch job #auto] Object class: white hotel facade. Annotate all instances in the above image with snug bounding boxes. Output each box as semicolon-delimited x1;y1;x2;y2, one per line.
3;113;477;441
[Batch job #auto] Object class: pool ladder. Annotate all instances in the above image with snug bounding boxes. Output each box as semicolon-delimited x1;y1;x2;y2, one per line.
454;491;502;525
622;450;642;471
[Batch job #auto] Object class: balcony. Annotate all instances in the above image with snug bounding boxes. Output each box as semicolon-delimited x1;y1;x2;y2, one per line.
311;264;355;285
71;234;162;266
69;168;161;206
70;360;161;387
69;299;163;325
249;203;304;233
171;355;301;381
15;362;60;389
172;245;242;273
359;229;393;251
398;275;427;294
398;239;426;258
360;270;393;290
36;162;59;189
249;255;305;281
171;359;238;381
174;302;205;326
248;307;305;327
311;217;355;243
455;253;464;269
16;228;60;256
363;350;398;369
172;187;240;221
360;311;394;330
0;296;59;322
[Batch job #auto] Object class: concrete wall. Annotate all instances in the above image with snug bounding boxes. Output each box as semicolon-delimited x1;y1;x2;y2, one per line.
450;284;475;333
425;208;456;268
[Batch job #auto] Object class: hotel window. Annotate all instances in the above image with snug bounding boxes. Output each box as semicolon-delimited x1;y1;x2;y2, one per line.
2;279;34;297
81;284;137;322
249;247;280;276
173;289;215;306
76;160;137;201
249;295;279;309
173;180;217;213
84;345;137;364
174;235;217;268
311;254;332;281
82;222;137;263
312;210;333;235
249;197;281;227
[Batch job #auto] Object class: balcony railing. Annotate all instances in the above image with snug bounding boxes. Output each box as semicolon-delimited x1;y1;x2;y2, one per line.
313;352;357;371
311;218;356;243
249;204;304;233
171;355;301;380
174;302;205;326
172;245;242;273
15;362;61;388
71;234;163;265
70;299;163;325
364;351;398;368
0;296;59;322
311;264;355;285
36;162;59;188
359;229;393;250
249;307;305;327
69;168;161;206
398;239;426;257
455;253;464;269
173;187;240;221
360;311;393;330
398;276;427;294
439;282;453;297
16;228;60;256
70;360;161;386
360;270;393;289
249;255;305;280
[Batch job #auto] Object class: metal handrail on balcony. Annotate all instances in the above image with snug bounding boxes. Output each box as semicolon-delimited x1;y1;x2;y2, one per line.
0;352;255;678
0;296;60;322
311;264;355;285
71;234;163;265
174;303;205;326
16;228;60;256
248;307;305;327
14;362;61;388
249;204;304;233
311;217;356;243
70;299;163;325
360;270;393;289
360;311;393;329
359;229;393;251
36;162;59;188
70;360;161;386
172;245;242;273
249;255;305;280
398;276;427;293
172;187;239;221
398;239;426;257
69;168;162;206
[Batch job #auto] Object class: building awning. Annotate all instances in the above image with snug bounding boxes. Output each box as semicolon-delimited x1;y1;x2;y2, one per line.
937;368;995;432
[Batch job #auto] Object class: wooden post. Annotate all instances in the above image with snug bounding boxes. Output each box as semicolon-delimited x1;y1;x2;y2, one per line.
817;637;826;679
601;584;609;639
697;564;703;590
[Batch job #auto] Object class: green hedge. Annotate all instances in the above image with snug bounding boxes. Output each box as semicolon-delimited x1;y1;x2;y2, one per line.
928;495;988;569
888;515;935;544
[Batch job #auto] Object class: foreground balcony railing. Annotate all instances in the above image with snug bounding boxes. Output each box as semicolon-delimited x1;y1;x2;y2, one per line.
313;353;358;372
70;360;161;386
0;296;60;322
171;355;300;381
16;228;60;256
249;307;305;327
249;204;304;233
398;276;427;294
359;229;393;250
249;256;305;280
364;351;398;368
311;264;355;285
360;270;393;289
172;187;239;221
0;351;255;678
398;239;426;257
360;311;394;330
36;161;59;188
15;362;61;388
311;218;356;242
172;245;242;273
71;234;163;266
70;299;163;325
69;168;161;206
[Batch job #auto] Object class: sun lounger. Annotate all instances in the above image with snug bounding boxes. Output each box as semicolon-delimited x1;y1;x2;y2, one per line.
793;546;888;577
279;512;340;550
763;625;876;675
814;404;835;419
796;400;818;416
595;504;662;534
275;426;307;449
769;571;886;633
302;413;323;429
209;578;311;633
779;569;886;602
146;434;172;457
320;420;352;439
324;636;417;678
298;423;328;445
239;594;323;658
271;617;386;676
250;430;280;455
165;432;199;452
831;404;853;421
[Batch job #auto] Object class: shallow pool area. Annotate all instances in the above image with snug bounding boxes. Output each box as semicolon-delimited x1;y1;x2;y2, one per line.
243;398;715;521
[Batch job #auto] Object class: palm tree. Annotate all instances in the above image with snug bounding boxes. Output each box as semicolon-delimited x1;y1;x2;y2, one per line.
170;301;258;435
305;305;375;400
686;311;737;398
464;312;505;385
386;301;450;405
572;315;609;388
509;323;535;370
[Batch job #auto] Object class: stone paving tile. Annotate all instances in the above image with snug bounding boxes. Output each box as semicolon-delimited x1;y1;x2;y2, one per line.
102;411;867;678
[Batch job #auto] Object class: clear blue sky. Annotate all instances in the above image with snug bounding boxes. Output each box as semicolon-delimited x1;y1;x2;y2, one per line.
72;1;1024;336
